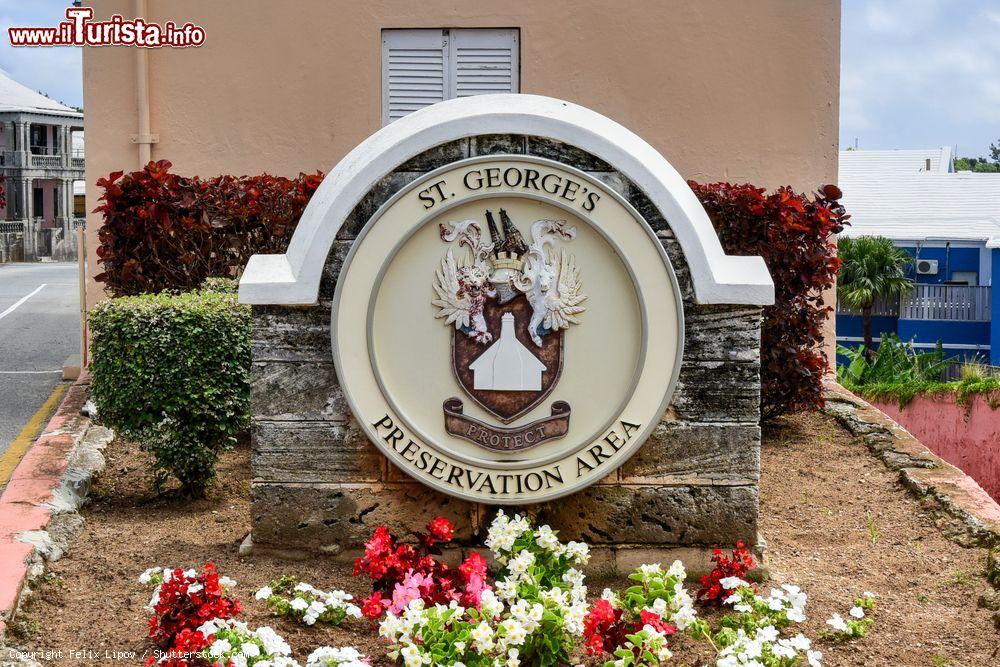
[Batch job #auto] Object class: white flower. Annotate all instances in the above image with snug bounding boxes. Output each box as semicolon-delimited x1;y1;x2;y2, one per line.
787;607;807;623
849;606;865;619
219;576;237;589
667;560;686;580
789;633;811;651
772;643;796;659
210;639;232;657
480;590;504;618
241;643;261;658
500;618;527;646
187;583;204;595
255;626;292;656
565;541;590;565
470;621;494;651
255;586;273;601
138;567;160;585
639;563;663;577
862;591;876;599
400;644;424;667
756;625;779;643
826;613;848;633
231;655;248;667
197;618;224;635
719;576;749;590
808;649;823;666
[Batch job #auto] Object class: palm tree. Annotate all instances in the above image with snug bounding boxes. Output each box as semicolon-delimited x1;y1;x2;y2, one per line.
837;236;914;361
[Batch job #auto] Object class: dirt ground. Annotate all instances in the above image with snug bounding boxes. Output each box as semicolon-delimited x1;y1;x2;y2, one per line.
10;411;999;666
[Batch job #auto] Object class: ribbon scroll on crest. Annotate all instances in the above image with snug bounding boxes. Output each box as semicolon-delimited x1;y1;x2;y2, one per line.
443;398;571;452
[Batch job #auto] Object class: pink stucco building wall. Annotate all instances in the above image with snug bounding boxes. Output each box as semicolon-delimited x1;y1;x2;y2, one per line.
875;395;1000;502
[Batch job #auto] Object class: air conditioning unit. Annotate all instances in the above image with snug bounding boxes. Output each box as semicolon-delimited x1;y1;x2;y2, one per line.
916;259;939;275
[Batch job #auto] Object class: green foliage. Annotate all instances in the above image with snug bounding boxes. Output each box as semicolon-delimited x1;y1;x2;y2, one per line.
954;156;1000;172
199;276;239;294
837;236;913;312
837;335;946;388
89;285;251;495
838;336;1000;408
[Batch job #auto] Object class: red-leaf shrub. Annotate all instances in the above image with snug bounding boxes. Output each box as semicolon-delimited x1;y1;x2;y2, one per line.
146;563;241;649
94;160;322;296
690;182;849;420
354;517;489;619
94;160;845;421
696;540;757;606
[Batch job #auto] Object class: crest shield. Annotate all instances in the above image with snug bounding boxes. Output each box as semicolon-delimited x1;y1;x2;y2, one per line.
452;294;563;423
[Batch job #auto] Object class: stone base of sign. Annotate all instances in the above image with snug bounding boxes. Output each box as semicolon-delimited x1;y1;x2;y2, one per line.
251;135;762;558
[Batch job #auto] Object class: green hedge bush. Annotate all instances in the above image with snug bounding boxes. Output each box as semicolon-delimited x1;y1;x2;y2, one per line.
89;279;250;495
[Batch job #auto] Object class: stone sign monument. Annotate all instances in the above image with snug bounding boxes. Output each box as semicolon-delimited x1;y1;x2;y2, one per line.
240;95;773;566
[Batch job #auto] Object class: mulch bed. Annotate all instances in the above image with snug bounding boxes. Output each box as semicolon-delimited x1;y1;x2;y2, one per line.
11;411;999;665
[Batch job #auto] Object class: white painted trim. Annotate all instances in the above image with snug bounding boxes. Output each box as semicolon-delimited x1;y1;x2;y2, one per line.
836;336;989;351
239;94;775;306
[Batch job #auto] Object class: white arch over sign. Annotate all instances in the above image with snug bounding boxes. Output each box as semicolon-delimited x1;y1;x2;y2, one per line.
238;94;774;306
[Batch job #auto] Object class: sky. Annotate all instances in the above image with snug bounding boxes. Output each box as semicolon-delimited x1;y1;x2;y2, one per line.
0;1;998;158
0;1;81;109
841;0;1000;157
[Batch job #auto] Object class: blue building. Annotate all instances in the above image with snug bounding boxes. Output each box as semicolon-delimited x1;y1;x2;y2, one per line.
837;148;1000;364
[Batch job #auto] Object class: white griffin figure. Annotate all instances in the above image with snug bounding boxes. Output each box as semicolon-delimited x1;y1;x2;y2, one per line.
431;220;496;344
516;219;588;346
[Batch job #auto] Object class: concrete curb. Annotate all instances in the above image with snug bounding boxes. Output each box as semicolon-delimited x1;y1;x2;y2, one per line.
823;383;1000;626
824;383;1000;548
0;376;112;642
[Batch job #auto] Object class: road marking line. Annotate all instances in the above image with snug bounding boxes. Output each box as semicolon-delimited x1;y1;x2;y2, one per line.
0;284;46;322
0;370;63;374
0;383;68;489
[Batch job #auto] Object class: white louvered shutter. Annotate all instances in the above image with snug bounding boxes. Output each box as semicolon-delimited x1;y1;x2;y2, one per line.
382;29;448;125
449;29;519;99
382;29;519;125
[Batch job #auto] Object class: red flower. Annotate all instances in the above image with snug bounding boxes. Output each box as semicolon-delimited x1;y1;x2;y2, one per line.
361;592;387;620
428;516;455;542
146;563;240;650
355;518;487;619
639;610;676;636
696;540;757;606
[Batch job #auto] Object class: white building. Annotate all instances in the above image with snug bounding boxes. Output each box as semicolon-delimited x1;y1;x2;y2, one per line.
0;69;84;261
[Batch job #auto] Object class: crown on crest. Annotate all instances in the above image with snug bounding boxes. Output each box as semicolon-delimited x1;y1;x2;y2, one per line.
485;209;528;271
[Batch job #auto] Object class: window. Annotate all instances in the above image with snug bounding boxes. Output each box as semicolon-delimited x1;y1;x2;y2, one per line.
381;28;519;125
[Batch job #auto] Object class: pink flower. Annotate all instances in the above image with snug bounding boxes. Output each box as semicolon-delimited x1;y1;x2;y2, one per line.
389;571;432;614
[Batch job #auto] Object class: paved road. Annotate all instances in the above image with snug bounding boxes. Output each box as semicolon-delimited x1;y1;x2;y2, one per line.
0;263;80;455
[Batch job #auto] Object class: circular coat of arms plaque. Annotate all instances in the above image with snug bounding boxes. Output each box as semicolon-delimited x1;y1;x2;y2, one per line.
332;156;683;503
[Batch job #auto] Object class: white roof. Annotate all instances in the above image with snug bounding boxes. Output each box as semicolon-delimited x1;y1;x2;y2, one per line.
0;68;80;116
839;149;1000;243
840;147;952;178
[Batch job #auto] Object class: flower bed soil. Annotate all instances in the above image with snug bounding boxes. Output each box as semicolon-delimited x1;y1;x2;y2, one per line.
11;412;999;666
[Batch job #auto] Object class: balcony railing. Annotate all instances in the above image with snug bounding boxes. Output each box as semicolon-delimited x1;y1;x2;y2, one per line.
30;154;63;168
838;284;991;322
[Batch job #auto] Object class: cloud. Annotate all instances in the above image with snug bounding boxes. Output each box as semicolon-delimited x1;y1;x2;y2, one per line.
841;0;1000;154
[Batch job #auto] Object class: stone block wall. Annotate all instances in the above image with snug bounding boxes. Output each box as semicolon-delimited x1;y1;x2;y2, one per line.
250;136;762;561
